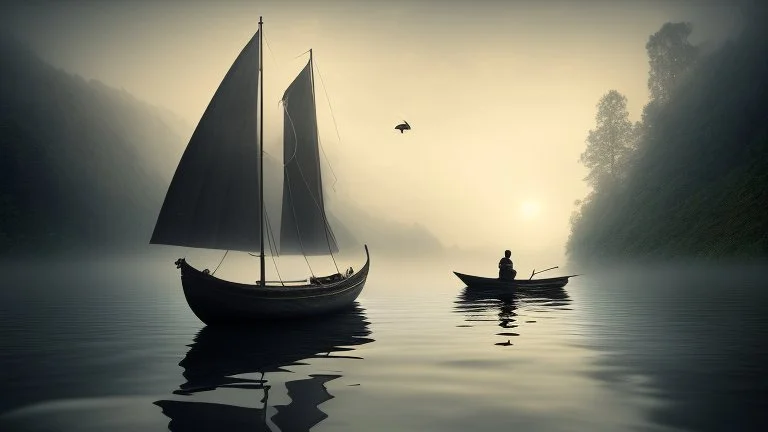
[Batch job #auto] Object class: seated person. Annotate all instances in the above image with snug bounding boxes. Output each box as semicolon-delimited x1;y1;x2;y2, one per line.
498;249;517;281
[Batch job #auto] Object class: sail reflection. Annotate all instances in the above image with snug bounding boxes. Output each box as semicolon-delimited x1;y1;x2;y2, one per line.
154;304;373;431
454;288;571;345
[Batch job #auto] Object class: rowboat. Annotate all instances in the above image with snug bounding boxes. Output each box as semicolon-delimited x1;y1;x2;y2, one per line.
453;271;577;292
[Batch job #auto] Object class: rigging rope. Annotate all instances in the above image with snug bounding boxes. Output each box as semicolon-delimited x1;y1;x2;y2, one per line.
264;210;285;286
282;102;299;166
317;135;338;192
325;225;341;275
263;31;279;72
284;167;316;278
308;60;341;273
282;107;317;277
293;49;311;60
283;105;341;275
212;250;229;275
313;59;342;190
281;57;339;191
264;207;279;258
313;59;344;149
309;59;342;275
263;151;280;163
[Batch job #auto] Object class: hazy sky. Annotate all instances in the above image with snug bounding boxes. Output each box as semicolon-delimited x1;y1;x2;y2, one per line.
1;0;744;259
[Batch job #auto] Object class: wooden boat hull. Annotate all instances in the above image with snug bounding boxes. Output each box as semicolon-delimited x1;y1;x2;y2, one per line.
177;246;370;324
453;271;576;292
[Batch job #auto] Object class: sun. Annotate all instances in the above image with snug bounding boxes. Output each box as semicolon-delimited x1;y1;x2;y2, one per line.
520;201;540;219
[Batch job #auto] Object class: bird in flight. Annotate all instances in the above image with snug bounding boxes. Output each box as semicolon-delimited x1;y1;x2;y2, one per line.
395;120;411;134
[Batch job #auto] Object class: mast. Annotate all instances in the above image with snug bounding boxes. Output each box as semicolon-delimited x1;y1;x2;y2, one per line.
258;16;266;286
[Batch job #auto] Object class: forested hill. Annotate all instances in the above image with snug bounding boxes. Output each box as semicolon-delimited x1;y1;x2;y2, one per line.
0;34;188;255
567;9;768;262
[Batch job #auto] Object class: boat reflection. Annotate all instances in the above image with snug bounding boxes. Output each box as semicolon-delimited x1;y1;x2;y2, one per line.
154;303;373;431
454;287;571;346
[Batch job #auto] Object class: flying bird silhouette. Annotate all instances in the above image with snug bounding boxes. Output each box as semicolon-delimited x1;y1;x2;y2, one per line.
394;120;411;134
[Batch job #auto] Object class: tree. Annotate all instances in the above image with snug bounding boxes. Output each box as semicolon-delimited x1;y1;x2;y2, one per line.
646;22;699;104
579;90;634;190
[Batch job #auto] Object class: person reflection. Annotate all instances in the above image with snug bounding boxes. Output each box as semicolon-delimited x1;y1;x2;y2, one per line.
454;287;571;347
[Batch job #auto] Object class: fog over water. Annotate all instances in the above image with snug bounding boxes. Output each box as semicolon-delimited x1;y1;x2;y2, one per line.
1;255;766;431
0;0;746;262
2;2;767;431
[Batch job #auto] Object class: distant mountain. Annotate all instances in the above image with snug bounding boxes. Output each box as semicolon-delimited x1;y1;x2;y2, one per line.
326;197;444;257
0;34;443;257
0;34;186;255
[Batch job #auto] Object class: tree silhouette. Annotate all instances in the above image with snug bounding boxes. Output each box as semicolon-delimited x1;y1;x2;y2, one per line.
568;11;768;261
579;90;635;190
646;22;699;105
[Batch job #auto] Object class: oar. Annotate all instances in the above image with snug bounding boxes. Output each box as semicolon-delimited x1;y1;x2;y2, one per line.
529;266;558;280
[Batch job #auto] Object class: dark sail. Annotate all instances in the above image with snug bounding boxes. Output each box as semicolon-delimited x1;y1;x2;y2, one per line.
150;32;262;252
280;61;339;255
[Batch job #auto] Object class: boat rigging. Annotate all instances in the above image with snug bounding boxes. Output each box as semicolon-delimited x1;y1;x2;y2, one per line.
150;17;370;324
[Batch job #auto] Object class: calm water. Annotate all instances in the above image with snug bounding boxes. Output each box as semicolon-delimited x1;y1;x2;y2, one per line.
0;253;767;431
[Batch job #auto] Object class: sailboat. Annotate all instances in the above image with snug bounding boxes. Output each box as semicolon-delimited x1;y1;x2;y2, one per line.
150;17;370;324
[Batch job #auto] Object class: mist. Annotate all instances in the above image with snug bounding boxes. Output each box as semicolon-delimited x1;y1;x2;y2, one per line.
0;0;749;267
3;4;768;430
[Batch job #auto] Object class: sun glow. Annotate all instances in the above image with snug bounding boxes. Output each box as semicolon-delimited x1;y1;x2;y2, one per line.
520;201;541;219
